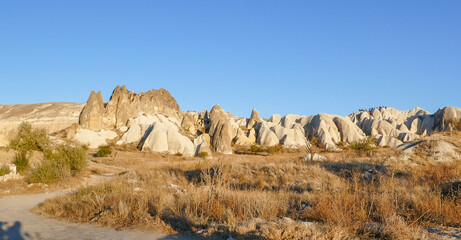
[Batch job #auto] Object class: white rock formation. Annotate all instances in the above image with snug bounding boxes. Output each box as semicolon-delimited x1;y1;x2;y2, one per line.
142;122;195;156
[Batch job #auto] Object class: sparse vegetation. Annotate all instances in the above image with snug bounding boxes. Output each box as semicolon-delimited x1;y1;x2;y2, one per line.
198;151;208;158
13;150;30;174
96;145;112;157
29;144;87;184
35;146;461;239
9;122;49;152
350;137;377;152
249;144;263;153
0;165;11;176
175;152;183;157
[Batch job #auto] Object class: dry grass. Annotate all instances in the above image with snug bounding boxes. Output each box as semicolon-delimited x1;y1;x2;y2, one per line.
33;146;461;239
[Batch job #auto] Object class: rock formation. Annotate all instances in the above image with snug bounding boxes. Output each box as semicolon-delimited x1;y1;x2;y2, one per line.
247;108;261;129
208;105;234;154
79;85;181;130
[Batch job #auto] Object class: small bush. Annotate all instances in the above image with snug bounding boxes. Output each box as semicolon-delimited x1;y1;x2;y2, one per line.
96;145;112;157
266;144;285;154
175;152;183;157
9;122;49;152
53;144;87;172
350;137;376;152
249;144;263;153
0;165;11;177
29;144;87;184
198;152;208;158
13;150;30;174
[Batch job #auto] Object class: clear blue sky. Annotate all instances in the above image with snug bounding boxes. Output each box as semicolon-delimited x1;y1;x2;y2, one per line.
0;1;460;118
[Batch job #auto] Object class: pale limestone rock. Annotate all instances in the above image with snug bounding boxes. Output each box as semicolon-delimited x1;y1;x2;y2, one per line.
375;135;403;148
142;122;169;153
433;106;461;132
269;114;282;125
80;85;181;130
208;105;233;154
332;116;366;143
305;113;341;151
98;130;118;140
194;134;212;157
303;153;327;161
234;128;254;146
117;124;142;145
142;122;195;156
0;102;84;147
79;91;105;130
398;132;419;142
73;129;107;148
257;122;279;147
181;111;199;135
281;114;300;128
247;108;261;129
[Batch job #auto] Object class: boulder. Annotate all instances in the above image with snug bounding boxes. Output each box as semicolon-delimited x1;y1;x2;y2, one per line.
208;105;233;154
375;135;403;148
142;122;194;156
117;124;142;145
73;129;107;148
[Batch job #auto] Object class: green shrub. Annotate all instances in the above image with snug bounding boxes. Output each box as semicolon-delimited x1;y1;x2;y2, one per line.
13;150;30;174
53;144;87;172
29;144;87;184
198;152;208;158
9;122;49;152
29;160;68;184
96;145;112;157
175;152;183;157
249;145;263;153
349;137;377;152
0;165;11;177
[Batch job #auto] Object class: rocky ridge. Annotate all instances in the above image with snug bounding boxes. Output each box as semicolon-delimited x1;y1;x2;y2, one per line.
0;86;460;157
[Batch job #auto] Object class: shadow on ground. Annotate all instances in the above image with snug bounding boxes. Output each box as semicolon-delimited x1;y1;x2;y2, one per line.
0;221;32;240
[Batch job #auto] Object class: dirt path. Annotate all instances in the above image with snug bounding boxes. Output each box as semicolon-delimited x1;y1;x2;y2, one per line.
0;174;190;240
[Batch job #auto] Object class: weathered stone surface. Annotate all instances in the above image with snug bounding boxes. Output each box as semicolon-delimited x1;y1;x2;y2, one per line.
181;111;199;135
375;135;403;148
0;102;84;147
79;91;105;130
257;122;279;147
306;114;362;151
142;122;194;156
194;134;212;157
79;85;181;130
433;106;461;132
73;129;107;148
247;108;261;129
117;124;142;145
208;105;233;154
269;114;282;125
234;128;254;146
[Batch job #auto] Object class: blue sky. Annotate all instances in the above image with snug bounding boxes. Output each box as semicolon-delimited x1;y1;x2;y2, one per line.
0;1;460;118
